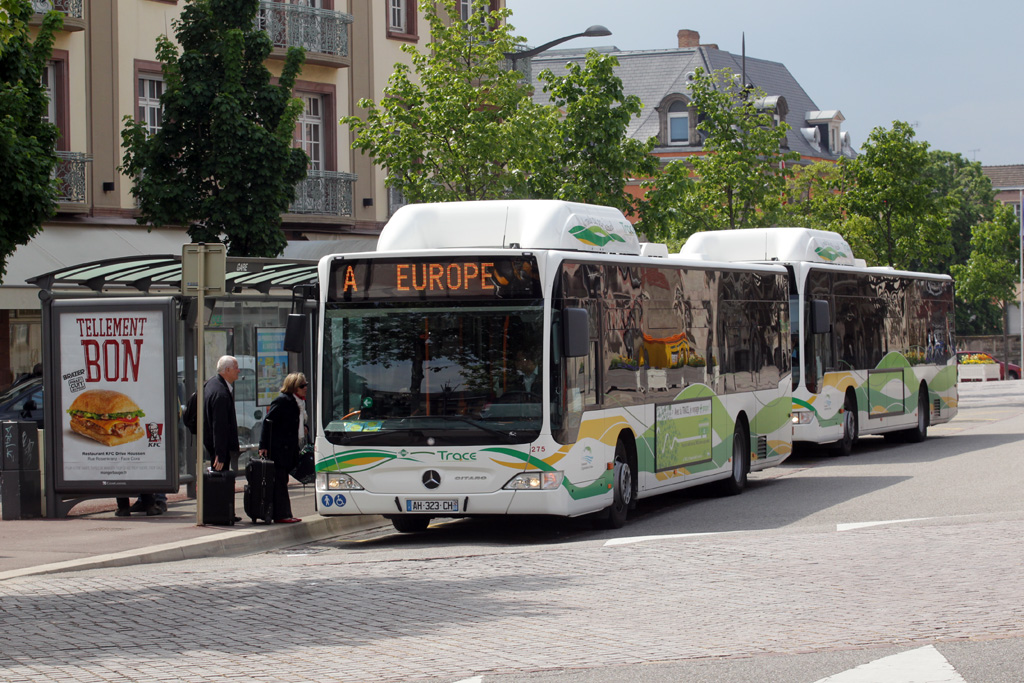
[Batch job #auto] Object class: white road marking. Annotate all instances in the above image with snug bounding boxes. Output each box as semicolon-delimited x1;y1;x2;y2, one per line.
452;677;483;683
813;645;965;683
604;532;730;547
836;517;932;531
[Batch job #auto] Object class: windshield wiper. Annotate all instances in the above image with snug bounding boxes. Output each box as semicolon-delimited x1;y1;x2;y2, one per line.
426;415;528;441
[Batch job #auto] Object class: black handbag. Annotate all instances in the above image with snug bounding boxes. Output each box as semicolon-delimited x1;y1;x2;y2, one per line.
289;444;315;485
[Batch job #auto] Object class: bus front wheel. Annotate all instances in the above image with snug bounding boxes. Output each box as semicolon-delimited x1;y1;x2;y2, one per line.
596;443;632;529
835;392;858;457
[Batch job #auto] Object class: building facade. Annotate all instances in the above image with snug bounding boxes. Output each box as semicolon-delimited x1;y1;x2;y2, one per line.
3;0;506;387
529;28;855;175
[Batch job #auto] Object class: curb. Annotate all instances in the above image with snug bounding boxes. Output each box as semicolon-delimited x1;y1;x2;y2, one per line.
0;514;387;581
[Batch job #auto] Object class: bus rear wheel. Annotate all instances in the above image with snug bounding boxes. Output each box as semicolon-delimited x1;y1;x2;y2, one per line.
904;388;929;443
719;421;749;496
390;516;431;533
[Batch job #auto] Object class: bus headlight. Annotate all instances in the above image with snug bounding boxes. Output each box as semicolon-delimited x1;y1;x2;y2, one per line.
317;472;364;490
503;471;563;490
791;410;813;425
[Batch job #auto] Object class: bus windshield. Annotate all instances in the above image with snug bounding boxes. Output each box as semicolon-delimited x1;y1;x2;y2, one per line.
322;304;544;446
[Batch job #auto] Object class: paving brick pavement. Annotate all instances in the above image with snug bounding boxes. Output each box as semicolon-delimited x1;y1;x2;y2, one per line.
0;480;386;579
0;515;1021;682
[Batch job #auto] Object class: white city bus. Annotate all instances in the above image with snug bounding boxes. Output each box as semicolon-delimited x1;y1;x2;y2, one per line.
313;201;794;532
681;228;957;455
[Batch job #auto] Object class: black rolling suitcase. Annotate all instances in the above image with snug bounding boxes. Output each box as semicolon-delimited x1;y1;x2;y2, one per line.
202;469;236;525
244;456;276;524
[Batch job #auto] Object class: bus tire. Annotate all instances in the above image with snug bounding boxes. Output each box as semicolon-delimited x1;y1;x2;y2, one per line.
719;420;749;496
596;442;632;529
835;391;858;457
904;387;929;443
390;516;431;533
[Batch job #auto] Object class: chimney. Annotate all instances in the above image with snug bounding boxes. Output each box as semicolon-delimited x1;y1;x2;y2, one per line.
678;29;700;48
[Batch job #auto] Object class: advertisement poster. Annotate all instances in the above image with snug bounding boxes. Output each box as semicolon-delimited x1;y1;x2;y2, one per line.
655;397;713;471
256;327;287;406
53;298;177;492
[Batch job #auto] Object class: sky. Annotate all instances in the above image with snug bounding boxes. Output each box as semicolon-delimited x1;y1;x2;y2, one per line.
505;0;1024;167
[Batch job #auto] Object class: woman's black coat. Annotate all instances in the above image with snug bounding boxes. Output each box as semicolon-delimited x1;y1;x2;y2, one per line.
258;393;300;469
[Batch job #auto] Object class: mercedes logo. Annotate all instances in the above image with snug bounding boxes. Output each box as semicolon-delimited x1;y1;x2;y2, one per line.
422;470;441;489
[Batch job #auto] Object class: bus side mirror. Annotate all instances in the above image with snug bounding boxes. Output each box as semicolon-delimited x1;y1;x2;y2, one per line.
284;314;305;353
563;307;589;358
810;299;831;335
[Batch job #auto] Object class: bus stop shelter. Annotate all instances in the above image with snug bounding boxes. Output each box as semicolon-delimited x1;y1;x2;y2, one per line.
25;253;320;518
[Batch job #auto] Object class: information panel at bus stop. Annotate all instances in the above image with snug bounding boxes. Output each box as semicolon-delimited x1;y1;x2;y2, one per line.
51;297;179;494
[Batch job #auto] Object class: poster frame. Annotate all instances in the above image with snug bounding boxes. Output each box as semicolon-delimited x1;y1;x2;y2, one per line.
49;297;179;495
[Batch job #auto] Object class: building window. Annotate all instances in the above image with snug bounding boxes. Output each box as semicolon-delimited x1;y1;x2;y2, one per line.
386;0;417;40
41;62;57;125
296;95;323;172
292;82;336;171
668;101;689;144
138;75;164;136
41;51;69;150
389;0;406;32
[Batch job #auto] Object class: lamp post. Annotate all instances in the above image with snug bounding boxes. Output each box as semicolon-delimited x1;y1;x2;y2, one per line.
505;24;612;80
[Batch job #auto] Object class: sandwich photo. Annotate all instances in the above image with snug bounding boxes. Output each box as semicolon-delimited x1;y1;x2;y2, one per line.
66;389;145;446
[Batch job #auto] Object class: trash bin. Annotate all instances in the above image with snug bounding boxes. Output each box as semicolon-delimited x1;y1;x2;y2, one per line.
1;420;42;520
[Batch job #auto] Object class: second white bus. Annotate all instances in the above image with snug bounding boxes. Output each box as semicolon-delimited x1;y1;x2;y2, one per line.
682;228;958;455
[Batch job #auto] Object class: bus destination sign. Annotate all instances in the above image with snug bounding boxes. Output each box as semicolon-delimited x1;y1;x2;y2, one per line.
330;256;541;302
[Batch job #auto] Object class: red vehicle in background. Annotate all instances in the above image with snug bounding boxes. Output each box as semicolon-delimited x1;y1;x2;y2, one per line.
956;351;1021;380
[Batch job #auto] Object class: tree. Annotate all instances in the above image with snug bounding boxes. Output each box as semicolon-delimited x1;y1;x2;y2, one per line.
841;121;951;270
121;0;308;257
637;67;798;240
924;150;996;266
0;0;62;283
951;203;1020;334
343;0;553;204
779;159;854;231
529;52;658;217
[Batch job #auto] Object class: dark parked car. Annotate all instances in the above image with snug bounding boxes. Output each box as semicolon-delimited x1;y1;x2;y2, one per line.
956;351;1021;380
0;377;44;429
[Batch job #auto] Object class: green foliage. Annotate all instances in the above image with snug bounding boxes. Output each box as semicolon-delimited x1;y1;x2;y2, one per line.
0;0;62;283
344;2;653;211
637;68;797;239
633;159;694;244
951;203;1020;305
779;159;853;231
841;121;952;270
343;0;551;203
531;52;658;216
924;150;996;265
121;0;308;257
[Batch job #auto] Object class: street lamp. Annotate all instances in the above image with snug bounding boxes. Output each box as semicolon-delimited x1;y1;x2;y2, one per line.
505;25;612;79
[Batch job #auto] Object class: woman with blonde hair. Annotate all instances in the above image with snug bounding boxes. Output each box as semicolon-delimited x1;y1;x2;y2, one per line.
257;372;308;523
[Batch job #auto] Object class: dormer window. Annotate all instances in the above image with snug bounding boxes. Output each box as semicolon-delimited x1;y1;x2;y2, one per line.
805;110;845;156
668;101;689;144
657;94;696;147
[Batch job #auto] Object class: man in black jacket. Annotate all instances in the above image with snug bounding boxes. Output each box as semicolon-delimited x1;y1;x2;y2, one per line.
204;355;240;472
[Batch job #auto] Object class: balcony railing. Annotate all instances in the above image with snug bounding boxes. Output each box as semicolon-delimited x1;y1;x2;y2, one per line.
32;0;83;20
256;2;352;59
54;151;91;206
289;170;356;217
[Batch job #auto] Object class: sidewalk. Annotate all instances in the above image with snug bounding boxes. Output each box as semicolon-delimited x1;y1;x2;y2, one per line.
0;479;387;581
